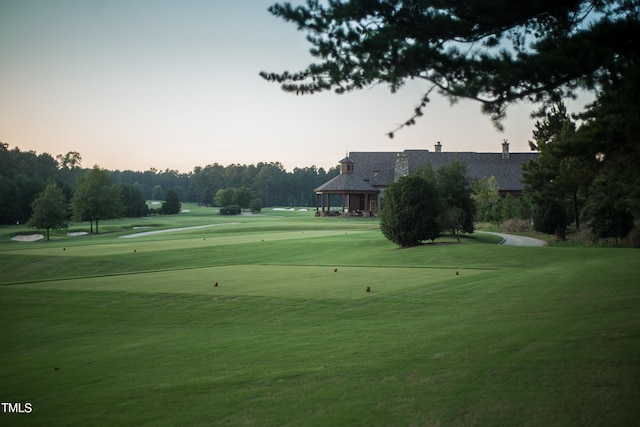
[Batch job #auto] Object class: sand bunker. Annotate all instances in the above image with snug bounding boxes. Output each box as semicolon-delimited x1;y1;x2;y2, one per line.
11;234;44;242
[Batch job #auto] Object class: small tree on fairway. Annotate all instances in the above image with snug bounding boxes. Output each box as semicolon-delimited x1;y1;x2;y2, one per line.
234;187;255;210
249;197;262;213
436;158;475;241
70;165;121;233
380;174;441;247
27;182;68;240
214;188;236;207
162;189;181;214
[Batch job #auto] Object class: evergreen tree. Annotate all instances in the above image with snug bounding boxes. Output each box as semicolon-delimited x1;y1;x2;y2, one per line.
162;189;181;215
380;174;441;247
522;103;591;231
262;0;639;132
584;178;635;247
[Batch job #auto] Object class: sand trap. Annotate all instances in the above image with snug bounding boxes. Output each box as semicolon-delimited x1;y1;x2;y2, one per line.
119;223;240;238
67;231;88;236
11;234;44;242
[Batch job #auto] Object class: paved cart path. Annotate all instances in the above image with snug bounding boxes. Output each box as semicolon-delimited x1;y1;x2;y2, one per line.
477;231;547;247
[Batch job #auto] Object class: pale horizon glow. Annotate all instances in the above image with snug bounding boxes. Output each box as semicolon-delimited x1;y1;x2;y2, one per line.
1;0;559;173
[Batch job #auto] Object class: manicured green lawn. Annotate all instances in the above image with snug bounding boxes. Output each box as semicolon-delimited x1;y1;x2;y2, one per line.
1;206;638;426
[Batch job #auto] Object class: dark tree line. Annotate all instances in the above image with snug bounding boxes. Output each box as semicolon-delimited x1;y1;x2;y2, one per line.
188;162;339;207
0;143;339;225
0;143;67;224
522;63;640;245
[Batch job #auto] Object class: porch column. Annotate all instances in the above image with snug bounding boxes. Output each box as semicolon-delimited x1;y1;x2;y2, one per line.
365;193;369;216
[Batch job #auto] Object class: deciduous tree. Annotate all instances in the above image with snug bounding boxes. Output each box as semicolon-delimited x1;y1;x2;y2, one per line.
70;166;121;233
119;184;149;217
472;176;500;223
436;158;475;241
26;182;68;240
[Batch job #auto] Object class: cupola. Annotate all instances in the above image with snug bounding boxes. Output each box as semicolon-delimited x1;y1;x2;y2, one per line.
339;156;355;175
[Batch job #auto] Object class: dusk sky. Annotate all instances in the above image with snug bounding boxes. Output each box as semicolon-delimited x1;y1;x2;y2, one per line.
2;0;555;173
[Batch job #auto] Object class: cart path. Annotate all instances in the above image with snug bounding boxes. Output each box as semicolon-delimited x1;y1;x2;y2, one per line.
477;231;547;247
119;223;241;238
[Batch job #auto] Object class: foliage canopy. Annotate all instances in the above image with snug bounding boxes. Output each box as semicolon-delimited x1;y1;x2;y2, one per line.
70;166;122;233
162;189;182;215
262;0;639;132
380;174;441;247
26;182;68;240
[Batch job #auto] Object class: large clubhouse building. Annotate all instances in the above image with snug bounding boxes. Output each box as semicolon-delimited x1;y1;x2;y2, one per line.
314;141;538;216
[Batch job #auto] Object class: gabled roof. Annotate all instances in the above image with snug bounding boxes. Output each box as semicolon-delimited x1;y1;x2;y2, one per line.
349;150;537;191
314;172;380;193
347;152;397;187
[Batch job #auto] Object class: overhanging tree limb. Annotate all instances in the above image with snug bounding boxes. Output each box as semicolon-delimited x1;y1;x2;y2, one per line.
261;0;640;134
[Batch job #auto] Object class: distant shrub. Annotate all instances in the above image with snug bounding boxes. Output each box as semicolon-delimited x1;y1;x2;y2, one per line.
625;224;640;248
219;205;241;215
249;198;262;213
501;218;530;232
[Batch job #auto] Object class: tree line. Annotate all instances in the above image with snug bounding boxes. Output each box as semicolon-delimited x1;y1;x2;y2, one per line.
0;143;339;226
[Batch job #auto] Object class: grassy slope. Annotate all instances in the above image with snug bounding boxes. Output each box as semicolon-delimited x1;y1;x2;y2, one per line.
1;206;638;426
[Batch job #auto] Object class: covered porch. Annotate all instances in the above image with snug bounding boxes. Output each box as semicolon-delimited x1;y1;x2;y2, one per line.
315;190;379;216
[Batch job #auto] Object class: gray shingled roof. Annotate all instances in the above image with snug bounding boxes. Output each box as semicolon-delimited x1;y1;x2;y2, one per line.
348;152;397;187
349;150;537;191
314;173;380;193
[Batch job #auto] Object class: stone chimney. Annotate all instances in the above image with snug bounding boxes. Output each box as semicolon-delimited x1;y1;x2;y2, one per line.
394;152;409;182
435;141;442;152
502;139;510;159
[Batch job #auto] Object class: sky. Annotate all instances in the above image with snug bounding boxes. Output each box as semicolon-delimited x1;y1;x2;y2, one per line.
2;0;548;173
